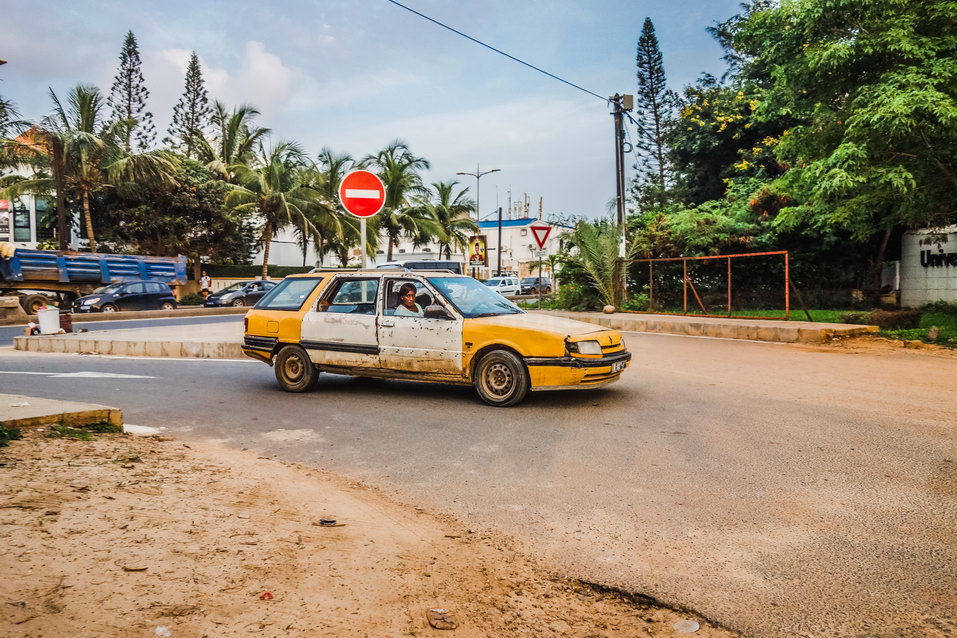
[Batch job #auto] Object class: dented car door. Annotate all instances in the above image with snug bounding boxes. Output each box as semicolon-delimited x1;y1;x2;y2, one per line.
301;276;381;369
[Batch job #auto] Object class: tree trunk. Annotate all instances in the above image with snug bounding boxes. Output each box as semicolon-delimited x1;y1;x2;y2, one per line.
260;223;272;280
52;140;69;250
82;189;97;253
386;235;394;261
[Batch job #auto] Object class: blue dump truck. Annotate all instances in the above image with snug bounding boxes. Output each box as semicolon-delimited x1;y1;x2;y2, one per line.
0;243;187;313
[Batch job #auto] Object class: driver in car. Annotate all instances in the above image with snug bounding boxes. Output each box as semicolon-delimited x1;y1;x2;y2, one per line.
394;282;424;317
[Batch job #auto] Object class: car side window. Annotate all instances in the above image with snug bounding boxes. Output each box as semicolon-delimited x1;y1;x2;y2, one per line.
125;283;145;294
383;279;434;317
319;278;380;314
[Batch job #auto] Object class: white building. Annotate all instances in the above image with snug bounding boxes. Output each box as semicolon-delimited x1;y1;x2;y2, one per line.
0;195;57;248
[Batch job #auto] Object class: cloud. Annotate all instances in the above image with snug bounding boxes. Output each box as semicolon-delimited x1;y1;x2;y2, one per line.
231;41;296;123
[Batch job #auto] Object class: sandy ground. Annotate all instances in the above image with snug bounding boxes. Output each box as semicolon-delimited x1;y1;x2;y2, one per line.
1;427;737;638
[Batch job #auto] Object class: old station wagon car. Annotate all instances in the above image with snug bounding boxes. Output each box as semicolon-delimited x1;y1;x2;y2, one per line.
241;271;631;406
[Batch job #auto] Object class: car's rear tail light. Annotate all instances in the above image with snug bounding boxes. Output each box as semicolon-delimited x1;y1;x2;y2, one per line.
244;316;248;331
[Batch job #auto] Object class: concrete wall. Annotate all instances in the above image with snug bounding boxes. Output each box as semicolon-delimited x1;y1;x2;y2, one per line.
901;226;957;306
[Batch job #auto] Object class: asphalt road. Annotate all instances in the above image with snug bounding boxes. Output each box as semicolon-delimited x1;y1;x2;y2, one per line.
1;333;954;637
0;314;241;347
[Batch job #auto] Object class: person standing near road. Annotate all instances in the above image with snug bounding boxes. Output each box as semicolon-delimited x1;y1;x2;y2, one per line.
200;271;211;298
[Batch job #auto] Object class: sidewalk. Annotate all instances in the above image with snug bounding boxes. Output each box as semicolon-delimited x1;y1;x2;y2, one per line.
11;310;877;359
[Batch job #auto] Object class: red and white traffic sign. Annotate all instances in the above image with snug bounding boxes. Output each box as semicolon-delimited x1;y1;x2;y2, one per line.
530;225;552;250
338;170;386;218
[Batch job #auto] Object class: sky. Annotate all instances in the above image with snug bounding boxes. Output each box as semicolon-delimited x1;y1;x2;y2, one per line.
1;0;743;220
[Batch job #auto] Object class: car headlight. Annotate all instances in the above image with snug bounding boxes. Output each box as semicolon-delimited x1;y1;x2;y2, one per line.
83;297;100;305
569;340;602;355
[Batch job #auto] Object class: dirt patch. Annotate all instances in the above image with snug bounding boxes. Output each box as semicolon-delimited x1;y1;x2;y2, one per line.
801;334;957;357
1;428;736;637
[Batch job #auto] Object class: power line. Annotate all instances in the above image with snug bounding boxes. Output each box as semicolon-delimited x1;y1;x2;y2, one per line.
385;0;608;103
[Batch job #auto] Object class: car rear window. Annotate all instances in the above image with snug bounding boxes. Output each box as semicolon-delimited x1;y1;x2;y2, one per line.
255;277;323;310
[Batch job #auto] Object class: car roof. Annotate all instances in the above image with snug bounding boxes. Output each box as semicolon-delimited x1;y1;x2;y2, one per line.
292;269;468;278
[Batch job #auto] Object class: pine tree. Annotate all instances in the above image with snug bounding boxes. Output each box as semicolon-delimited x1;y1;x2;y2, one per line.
165;52;212;159
631;17;676;209
107;30;155;151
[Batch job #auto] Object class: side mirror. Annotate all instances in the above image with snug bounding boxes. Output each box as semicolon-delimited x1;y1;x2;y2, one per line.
423;304;453;320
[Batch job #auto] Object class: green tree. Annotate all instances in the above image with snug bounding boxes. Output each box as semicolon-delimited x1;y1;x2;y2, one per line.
164;52;211;160
225;141;322;279
410;180;476;259
2;84;176;252
560;218;640;308
101;158;254;275
731;0;957;269
631;17;677;208
361;140;431;261
107;30;155;151
199;102;270;183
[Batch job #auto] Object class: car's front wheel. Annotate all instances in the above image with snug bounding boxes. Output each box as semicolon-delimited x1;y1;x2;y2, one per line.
274;345;319;392
231;298;245;307
474;349;529;407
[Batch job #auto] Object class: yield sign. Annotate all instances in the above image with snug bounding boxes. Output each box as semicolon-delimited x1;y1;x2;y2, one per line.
338;170;386;218
530;225;552;250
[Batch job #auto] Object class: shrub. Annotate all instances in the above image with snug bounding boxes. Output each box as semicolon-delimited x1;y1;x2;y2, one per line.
620;293;649;312
178;293;204;306
0;424;22;447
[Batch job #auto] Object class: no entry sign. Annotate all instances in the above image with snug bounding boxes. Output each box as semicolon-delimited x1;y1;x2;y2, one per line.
338;170;386;218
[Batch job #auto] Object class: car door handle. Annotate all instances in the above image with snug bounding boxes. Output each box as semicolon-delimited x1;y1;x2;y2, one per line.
380;319;395;327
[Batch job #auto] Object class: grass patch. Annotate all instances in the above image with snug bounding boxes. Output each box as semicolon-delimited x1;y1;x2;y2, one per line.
1;424;23;447
48;420;123;440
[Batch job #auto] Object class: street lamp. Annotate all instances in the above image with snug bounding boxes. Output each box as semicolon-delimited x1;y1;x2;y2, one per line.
455;164;500;222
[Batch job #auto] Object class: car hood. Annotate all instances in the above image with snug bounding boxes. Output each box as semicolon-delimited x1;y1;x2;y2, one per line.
472;312;607;338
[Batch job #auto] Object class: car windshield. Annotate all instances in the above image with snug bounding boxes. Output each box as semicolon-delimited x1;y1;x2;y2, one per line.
428;277;523;318
93;283;125;294
484;278;505;286
220;282;248;292
521;278;538;284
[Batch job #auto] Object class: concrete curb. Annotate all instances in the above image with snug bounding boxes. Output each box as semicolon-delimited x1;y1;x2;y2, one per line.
1;393;122;430
0;306;247;327
13;333;245;359
543;311;879;344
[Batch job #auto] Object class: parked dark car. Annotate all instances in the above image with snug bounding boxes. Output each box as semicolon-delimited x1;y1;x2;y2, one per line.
520;277;552;295
203;279;278;307
72;280;177;313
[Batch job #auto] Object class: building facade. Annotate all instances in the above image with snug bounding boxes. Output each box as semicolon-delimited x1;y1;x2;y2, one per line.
900;226;957;306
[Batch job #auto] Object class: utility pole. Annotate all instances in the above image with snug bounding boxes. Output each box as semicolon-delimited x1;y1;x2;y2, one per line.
610;94;633;301
496;207;503;276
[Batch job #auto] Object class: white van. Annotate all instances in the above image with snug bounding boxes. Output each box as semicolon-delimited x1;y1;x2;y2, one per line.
483;276;521;297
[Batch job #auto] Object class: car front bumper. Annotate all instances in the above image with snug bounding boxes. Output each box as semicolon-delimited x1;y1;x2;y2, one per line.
524;350;632;390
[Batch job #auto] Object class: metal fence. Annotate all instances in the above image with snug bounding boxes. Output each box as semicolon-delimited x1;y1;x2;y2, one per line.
629;251;793;320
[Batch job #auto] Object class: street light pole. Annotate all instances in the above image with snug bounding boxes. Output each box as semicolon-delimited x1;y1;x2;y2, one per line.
456;165;500;277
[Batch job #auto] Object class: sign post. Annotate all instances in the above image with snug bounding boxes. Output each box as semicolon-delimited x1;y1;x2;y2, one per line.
530;226;552;308
338;170;386;267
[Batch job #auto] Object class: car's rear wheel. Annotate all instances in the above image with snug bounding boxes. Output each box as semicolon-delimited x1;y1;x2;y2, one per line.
543;287;552;294
231;298;245;307
474;349;529;407
160;302;175;311
274;345;319;392
100;304;118;313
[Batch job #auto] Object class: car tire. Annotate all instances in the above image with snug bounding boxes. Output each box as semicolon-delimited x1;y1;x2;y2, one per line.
274;345;319;393
231;298;245;307
100;304;118;313
544;287;552;294
160;302;175;311
473;349;529;407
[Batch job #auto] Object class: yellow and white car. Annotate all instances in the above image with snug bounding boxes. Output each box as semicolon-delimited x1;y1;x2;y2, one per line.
241;270;631;406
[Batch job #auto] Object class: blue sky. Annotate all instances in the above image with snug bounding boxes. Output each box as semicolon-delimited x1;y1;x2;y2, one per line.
2;0;742;219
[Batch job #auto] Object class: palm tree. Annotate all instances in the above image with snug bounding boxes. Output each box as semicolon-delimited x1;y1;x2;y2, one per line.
561;219;639;308
411;180;476;259
225;141;323;279
360;140;431;261
2;84;176;252
198;101;270;183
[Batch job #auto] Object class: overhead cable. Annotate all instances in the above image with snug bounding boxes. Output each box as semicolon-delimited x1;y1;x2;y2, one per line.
385;0;608;103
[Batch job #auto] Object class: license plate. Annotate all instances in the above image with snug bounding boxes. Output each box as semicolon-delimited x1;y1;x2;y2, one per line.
612;360;626;372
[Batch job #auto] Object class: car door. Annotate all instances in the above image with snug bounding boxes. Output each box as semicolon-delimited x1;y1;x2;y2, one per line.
119;282;146;310
377;277;464;377
249;281;275;305
300;276;381;369
145;282;166;308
